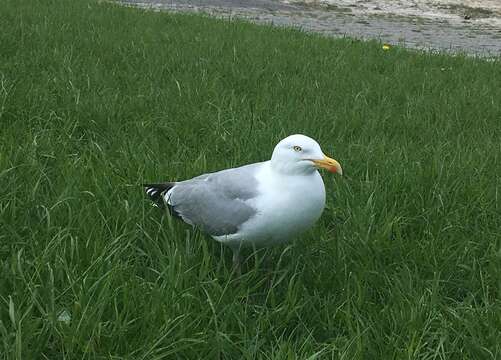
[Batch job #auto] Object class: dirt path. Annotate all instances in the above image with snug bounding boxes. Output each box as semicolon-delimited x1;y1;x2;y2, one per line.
121;0;501;56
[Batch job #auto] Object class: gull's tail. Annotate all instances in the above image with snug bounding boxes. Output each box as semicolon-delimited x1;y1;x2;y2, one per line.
143;183;176;209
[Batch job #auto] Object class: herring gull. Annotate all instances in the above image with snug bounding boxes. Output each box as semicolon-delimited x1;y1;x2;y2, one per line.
144;134;342;266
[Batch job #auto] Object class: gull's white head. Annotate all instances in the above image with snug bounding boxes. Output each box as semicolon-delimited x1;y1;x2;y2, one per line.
271;134;343;175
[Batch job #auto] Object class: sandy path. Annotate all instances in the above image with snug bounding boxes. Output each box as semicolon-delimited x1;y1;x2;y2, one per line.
121;0;501;56
291;0;501;27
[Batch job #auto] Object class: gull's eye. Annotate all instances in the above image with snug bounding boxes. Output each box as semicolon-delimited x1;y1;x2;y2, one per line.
293;145;302;152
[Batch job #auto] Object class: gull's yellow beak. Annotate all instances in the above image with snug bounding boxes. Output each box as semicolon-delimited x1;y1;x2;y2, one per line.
312;155;343;175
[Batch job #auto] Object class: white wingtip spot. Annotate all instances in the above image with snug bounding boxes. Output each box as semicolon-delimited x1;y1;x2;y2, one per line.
146;188;157;197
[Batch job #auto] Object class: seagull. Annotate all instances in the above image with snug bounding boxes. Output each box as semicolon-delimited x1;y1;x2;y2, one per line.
144;134;342;268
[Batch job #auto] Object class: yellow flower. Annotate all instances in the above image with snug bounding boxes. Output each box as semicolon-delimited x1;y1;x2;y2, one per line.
382;44;391;51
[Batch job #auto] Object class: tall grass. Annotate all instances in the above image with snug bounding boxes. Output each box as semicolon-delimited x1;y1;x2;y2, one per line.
1;0;500;358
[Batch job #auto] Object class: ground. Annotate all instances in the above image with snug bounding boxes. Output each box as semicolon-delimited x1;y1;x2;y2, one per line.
122;0;501;55
0;0;501;358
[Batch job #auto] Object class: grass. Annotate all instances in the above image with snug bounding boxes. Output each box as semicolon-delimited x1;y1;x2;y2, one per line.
1;0;501;358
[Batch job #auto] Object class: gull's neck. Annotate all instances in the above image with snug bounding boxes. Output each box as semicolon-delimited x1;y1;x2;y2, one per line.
269;159;316;176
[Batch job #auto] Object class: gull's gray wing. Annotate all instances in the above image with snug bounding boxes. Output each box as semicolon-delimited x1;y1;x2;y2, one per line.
165;162;262;236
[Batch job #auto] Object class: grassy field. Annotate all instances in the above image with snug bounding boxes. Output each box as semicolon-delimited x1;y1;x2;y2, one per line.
1;0;501;358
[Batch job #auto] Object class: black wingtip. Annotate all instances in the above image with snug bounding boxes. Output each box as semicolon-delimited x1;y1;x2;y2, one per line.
143;183;173;208
143;182;180;218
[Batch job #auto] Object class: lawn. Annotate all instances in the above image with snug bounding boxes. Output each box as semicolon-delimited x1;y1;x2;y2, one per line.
1;0;501;358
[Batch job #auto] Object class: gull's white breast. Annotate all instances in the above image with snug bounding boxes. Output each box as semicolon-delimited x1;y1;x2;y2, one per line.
216;161;326;248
